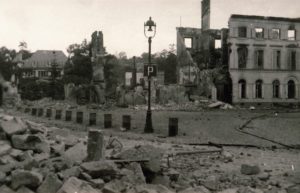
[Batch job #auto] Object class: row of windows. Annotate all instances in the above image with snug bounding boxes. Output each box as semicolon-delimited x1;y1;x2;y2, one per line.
22;70;61;78
237;48;297;70
237;26;296;40
239;79;296;99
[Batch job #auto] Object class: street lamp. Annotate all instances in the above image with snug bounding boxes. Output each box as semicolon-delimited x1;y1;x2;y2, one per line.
144;16;156;133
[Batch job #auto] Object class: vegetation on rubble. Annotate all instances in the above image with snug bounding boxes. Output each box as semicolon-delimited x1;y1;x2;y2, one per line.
63;39;93;85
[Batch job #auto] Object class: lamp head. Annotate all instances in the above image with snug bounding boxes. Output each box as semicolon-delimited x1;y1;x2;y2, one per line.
144;17;156;38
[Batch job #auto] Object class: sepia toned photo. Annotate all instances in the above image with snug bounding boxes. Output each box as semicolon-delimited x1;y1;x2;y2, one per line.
0;0;299;193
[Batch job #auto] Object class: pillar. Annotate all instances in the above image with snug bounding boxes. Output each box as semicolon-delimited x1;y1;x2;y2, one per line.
87;129;104;161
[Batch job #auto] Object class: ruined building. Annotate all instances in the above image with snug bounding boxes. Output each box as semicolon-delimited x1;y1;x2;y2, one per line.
90;31;106;103
228;15;300;105
176;0;231;102
91;31;106;85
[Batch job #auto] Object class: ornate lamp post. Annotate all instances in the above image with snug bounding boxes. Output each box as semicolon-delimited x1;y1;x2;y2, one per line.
144;17;156;133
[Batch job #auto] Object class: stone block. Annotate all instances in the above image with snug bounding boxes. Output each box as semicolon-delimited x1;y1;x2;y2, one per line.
56;177;100;193
0;117;27;136
86;129;104;161
80;160;119;179
16;186;35;193
11;134;50;153
37;173;62;193
89;178;105;189
0;140;12;156
0;171;6;184
25;120;46;134
178;186;211;193
286;185;300;193
117;145;164;174
61;166;82;180
63;142;87;164
0;185;16;193
135;184;174;193
11;169;43;190
102;179;127;193
241;164;261;175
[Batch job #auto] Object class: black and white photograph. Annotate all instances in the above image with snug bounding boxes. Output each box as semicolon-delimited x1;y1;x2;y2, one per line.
0;0;299;193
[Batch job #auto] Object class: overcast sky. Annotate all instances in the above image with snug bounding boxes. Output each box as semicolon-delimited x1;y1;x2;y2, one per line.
0;0;299;57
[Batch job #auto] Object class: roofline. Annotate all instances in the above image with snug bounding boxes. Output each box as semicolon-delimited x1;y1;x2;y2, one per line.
230;14;300;23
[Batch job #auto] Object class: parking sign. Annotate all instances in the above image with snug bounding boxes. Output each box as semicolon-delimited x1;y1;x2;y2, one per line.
144;65;157;77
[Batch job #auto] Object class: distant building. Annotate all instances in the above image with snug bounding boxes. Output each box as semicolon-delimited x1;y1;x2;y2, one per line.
228;15;300;104
125;71;144;87
14;50;67;81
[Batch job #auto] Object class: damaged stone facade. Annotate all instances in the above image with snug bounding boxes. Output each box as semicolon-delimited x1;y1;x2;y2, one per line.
228;15;300;104
176;0;231;102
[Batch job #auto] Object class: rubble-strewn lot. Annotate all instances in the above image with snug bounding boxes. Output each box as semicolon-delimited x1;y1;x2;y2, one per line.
1;106;300;193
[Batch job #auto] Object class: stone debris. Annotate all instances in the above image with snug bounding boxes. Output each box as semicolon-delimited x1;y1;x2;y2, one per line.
0;140;12;156
63;141;87;164
80;160;119;179
116;145;164;175
11;134;50;153
0;185;16;193
10;169;43;190
0;112;295;193
16;186;35;193
241;164;261;175
56;177;100;193
102;179;128;193
286;185;300;193
178;186;211;193
0;117;27;136
36;173;62;193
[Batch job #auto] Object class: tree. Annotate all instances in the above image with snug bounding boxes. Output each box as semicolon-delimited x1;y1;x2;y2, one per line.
63;40;93;85
103;54;123;96
0;47;17;81
155;49;178;84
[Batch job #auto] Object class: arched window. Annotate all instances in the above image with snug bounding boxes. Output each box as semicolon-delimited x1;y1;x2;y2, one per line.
238;79;246;99
288;80;296;99
273;80;280;98
255;80;263;98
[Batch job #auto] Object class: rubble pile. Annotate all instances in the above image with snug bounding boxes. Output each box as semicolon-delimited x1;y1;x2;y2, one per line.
0;112;298;193
21;98;117;113
0;113;180;193
132;100;234;112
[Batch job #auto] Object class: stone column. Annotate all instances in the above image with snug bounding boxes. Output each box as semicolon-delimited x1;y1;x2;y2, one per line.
87;129;104;161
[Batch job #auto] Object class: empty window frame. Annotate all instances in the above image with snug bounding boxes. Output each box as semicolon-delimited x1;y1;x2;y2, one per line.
272;80;280;98
273;50;281;69
288;80;296;99
255;50;264;69
237;46;248;69
255;80;263;99
238;27;247;38
238;79;247;99
184;38;192;49
290;51;297;70
215;39;221;49
271;29;280;39
288;30;296;40
255;28;264;38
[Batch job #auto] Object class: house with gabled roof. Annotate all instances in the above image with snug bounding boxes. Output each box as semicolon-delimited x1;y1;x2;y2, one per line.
13;50;67;81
